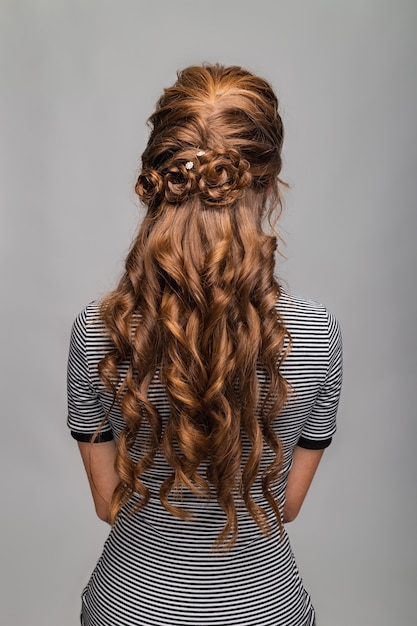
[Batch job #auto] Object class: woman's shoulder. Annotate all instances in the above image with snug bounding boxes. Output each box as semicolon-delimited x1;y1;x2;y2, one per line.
277;288;341;340
72;300;103;329
70;300;110;351
278;287;332;315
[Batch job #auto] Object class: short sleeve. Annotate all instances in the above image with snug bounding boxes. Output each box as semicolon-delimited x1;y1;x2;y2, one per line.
297;310;342;450
67;307;113;443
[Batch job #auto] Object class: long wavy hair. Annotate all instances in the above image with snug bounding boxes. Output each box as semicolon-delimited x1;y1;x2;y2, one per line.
98;64;292;548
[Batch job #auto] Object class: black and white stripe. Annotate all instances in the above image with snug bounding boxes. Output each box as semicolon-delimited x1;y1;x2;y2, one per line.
67;291;342;626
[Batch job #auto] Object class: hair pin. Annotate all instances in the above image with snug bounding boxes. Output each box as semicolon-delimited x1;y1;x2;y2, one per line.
185;150;205;171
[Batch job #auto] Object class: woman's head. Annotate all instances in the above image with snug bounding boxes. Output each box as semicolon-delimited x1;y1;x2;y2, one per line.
136;64;284;216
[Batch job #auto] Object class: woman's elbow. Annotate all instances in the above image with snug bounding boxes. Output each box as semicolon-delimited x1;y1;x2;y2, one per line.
94;503;111;523
282;505;301;524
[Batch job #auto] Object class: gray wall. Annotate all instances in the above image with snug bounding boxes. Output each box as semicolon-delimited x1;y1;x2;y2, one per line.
1;1;416;624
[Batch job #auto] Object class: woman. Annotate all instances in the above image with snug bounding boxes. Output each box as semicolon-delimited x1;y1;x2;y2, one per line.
67;64;342;626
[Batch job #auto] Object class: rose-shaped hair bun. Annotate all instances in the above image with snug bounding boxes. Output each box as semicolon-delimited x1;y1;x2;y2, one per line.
136;148;252;209
197;148;252;208
135;169;164;205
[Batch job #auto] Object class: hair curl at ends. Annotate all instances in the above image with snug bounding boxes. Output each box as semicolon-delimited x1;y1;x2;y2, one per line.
100;63;291;549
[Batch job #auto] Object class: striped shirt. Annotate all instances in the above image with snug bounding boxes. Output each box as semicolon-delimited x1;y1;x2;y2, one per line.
67;291;342;626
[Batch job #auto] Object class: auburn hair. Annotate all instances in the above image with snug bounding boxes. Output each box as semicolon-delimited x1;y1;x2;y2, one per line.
98;64;292;548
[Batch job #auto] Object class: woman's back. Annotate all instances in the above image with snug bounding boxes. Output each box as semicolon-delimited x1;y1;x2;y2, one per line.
68;292;341;626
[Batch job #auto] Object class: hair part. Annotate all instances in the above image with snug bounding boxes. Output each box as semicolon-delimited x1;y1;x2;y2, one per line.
98;64;291;548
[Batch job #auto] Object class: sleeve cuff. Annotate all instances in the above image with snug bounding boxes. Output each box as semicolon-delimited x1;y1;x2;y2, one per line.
297;435;332;450
70;430;114;443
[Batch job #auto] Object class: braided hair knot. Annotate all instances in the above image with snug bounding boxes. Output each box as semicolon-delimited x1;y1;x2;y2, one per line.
197;148;252;208
136;148;252;208
135;168;164;204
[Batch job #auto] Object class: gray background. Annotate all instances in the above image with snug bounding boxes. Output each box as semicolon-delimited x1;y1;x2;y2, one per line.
1;1;416;625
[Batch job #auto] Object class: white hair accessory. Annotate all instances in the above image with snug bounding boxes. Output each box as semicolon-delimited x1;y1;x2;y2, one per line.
185;150;205;171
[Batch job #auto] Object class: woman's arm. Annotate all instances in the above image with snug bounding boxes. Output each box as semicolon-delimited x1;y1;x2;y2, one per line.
283;446;325;523
77;440;120;523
